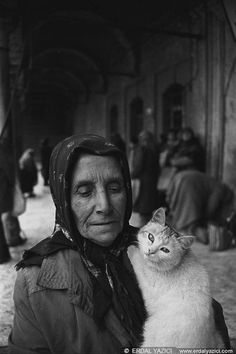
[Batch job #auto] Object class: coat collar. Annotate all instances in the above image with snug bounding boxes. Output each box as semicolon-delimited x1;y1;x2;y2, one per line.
36;248;94;316
35;248;132;346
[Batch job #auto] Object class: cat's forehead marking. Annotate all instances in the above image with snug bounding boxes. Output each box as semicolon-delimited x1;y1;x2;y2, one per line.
166;225;181;239
142;223;181;241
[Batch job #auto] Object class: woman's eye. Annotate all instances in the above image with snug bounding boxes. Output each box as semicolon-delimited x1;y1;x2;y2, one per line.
148;233;154;243
77;186;92;197
160;247;170;253
108;183;122;193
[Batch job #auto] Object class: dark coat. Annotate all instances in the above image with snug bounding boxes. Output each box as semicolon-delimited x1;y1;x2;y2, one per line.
166;170;234;230
19;150;38;193
171;137;205;172
0;144;14;213
131;145;159;214
9;248;137;354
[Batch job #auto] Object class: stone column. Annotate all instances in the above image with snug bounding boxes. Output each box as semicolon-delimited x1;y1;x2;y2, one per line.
0;19;9;133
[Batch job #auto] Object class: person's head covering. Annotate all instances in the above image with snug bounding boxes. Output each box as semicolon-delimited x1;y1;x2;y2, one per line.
49;134;132;251
16;134;145;346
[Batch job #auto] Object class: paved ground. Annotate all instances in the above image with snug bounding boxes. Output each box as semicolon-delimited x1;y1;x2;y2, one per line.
0;179;236;351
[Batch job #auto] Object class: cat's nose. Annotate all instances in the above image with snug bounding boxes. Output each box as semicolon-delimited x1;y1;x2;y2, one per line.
147;248;156;255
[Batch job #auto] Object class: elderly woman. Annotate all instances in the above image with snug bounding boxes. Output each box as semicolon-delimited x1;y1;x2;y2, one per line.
9;134;230;353
9;134;145;354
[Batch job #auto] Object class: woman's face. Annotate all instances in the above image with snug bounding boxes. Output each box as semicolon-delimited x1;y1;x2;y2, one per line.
70;153;127;247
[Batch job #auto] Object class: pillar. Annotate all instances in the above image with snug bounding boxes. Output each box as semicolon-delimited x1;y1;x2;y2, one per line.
0;19;9;133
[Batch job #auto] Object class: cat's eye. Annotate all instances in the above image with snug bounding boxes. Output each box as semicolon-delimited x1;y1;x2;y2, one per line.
148;233;154;243
160;247;170;253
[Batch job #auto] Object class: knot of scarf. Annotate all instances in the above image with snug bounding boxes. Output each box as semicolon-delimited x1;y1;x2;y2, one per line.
84;241;146;346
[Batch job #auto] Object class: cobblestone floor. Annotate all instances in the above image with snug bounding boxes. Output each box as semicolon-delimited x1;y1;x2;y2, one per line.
0;181;236;351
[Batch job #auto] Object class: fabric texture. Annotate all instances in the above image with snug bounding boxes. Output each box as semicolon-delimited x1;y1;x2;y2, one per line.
10;248;141;354
166;169;234;232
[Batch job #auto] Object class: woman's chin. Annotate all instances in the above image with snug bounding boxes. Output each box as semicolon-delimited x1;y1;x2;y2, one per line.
89;232;119;247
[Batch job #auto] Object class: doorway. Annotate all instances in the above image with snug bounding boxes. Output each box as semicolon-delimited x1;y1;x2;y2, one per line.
162;84;184;133
129;97;143;140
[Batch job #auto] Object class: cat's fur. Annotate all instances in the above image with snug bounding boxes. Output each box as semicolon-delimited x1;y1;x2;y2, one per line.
128;208;224;348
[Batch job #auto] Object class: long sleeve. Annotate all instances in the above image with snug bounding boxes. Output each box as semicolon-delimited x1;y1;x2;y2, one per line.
212;298;231;348
8;270;50;354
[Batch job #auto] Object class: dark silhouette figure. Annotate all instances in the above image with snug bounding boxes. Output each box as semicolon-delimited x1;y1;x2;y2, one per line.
170;127;205;172
0;142;13;263
19;149;38;197
40;138;52;186
131;130;159;226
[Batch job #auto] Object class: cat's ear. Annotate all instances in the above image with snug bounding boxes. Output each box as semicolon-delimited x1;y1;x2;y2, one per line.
178;235;195;249
151;208;166;225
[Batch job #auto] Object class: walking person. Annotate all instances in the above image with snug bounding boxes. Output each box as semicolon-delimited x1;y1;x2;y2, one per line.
19;148;38;197
40;138;52;186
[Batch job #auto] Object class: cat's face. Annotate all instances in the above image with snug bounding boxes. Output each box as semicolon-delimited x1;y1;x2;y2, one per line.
137;208;194;272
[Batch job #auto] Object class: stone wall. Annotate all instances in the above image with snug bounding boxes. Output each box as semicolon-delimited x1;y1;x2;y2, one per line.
71;0;236;199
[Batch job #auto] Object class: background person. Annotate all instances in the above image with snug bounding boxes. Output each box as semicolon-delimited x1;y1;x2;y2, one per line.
166;169;234;244
0;142;13;263
131;130;159;226
19;148;38;197
40;137;53;186
170;127;205;172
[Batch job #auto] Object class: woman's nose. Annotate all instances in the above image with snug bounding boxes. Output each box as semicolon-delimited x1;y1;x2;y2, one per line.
95;190;112;214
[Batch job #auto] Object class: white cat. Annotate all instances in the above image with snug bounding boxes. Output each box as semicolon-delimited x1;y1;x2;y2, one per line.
128;208;224;348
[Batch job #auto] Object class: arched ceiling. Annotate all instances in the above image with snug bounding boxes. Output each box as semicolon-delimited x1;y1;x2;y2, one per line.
2;0;205;112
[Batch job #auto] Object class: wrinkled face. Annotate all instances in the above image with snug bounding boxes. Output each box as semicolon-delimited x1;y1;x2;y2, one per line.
70;153;127;247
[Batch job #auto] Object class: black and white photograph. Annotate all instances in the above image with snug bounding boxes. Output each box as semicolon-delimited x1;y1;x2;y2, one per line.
0;0;236;353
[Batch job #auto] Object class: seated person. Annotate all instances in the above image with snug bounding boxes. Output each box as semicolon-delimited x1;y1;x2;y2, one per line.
166;169;234;244
170;127;205;172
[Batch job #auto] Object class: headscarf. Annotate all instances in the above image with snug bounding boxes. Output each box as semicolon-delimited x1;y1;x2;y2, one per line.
49;134;132;247
16;134;145;345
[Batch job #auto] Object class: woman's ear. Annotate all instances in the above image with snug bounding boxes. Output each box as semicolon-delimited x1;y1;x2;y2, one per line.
151;208;166;226
178;236;195;249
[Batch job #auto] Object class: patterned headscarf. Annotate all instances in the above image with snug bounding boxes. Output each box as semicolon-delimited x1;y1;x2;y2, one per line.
49;134;133;251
